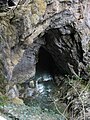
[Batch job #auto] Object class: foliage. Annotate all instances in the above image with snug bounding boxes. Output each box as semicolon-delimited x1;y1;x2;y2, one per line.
67;76;90;119
0;95;8;107
51;75;90;120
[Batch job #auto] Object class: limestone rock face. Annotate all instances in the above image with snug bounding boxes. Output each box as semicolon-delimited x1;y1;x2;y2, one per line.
0;0;90;98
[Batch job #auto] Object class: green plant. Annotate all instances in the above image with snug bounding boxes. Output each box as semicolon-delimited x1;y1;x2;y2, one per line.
0;95;8;107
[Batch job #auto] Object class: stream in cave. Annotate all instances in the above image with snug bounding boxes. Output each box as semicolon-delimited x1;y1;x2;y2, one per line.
24;47;66;120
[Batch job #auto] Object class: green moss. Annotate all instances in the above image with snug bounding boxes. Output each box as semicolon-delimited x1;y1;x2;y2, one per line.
0;95;8;107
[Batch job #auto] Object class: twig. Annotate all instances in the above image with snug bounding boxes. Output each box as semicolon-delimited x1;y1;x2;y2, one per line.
50;95;68;120
80;80;90;96
63;99;76;115
69;82;86;120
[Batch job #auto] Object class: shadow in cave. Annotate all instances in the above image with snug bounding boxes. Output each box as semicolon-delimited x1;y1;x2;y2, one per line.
35;46;59;82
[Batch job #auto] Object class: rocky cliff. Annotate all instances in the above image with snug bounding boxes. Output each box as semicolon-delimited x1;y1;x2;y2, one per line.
0;0;90;98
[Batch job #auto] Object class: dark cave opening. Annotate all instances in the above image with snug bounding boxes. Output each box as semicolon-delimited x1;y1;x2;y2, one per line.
8;0;15;6
0;0;15;6
34;26;84;82
35;46;59;80
43;28;84;77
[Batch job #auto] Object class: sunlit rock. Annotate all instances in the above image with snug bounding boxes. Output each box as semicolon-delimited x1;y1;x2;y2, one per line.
0;116;7;120
12;97;24;105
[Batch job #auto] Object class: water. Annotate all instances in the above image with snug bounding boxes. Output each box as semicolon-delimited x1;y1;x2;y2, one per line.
24;74;66;120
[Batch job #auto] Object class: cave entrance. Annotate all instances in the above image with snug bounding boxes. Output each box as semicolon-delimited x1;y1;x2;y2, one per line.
35;46;58;82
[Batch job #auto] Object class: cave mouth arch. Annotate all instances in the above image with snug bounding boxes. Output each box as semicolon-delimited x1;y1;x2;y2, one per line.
35;26;84;81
